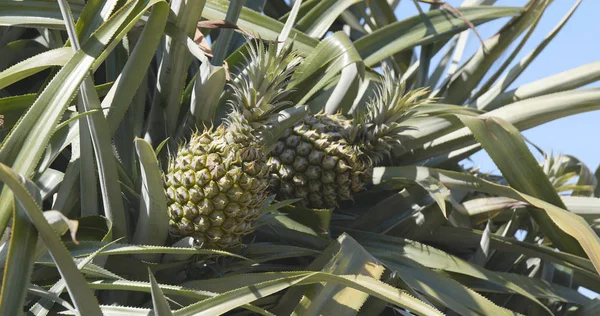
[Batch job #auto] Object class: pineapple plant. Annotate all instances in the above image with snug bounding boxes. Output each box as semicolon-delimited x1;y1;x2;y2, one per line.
269;72;431;209
164;42;303;249
0;0;599;315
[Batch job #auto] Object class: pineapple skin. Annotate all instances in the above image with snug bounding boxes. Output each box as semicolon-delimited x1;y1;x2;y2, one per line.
164;127;269;249
268;113;371;209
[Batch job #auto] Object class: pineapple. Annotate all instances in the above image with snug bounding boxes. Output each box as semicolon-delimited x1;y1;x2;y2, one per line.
269;71;430;209
164;42;301;249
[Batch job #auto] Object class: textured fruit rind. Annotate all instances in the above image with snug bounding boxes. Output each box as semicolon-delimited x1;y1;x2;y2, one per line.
268;113;371;209
165;128;269;249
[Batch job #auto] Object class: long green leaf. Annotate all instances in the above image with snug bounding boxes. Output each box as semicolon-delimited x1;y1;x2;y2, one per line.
405;88;600;163
132;138;168;261
295;0;361;38
210;0;244;66
372;166;600;275
0;163;102;315
75;0;119;43
293;234;385;316
103;2;169;136
37;241;246;260
451;272;590;305
84;279;273;315
29;237;122;316
177;272;442;316
60;305;152;315
480;61;600;111
0;1;85;28
0;177;40;315
441;0;548;104
459;115;581;254
59;0;128;239
204;0;319;56
419;225;598;278
144;0;206;146
149;268;174;316
0;47;72;90
0;0;159;238
346;229;554;314
354;6;522;67
472;0;582;110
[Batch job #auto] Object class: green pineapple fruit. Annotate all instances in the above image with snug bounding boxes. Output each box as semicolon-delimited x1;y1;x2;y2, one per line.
164;42;301;249
269;71;431;209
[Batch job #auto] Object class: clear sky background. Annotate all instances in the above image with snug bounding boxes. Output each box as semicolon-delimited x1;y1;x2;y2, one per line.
395;0;600;174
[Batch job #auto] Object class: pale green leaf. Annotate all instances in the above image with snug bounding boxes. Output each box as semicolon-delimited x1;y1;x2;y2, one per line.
132;138;169;262
0;163;102;315
149;268;174;316
372;166;600;275
293;234;385;316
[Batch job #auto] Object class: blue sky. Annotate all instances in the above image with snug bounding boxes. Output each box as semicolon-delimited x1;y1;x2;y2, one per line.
396;0;600;174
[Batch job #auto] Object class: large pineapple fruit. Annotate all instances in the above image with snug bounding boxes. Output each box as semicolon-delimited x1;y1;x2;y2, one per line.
164;42;301;249
269;72;430;209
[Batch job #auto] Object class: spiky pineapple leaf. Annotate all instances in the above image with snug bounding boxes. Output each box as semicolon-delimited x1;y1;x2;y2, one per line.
0;163;102;315
103;4;169;137
148;268;174;316
37;241;248;261
294;0;361;38
86;279;273;315
179;271;442;316
279;205;333;238
204;0;319;57
419;225;599;282
289;31;362;107
458;115;581;253
132;138;168;262
30;238;123;316
293;234;385;316
405;88;600;164
0;1;86;28
72;215;112;242
144;0;206;146
59;0;128;240
450;272;591;305
486;61;600;112
560;196;600;234
185;63;226;131
260;214;324;237
27;284;75;312
0;0;167;238
373;166;600;275
0;82;112;131
59;305;152;315
244;243;322;261
473;0;582;110
410;175;458;219
355;6;523;67
74;0;119;43
440;0;549;105
210;0;245;66
344;229;554;314
0;175;40;315
0;47;72;90
349;186;430;233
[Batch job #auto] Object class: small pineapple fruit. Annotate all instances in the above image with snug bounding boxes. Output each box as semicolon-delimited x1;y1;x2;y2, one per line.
164;42;302;249
269;71;431;209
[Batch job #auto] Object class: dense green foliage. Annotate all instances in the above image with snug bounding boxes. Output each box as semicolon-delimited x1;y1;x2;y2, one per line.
0;0;599;315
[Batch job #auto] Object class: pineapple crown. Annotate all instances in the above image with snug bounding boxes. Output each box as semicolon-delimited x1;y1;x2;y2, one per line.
226;41;301;126
225;40;302;146
350;67;433;164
